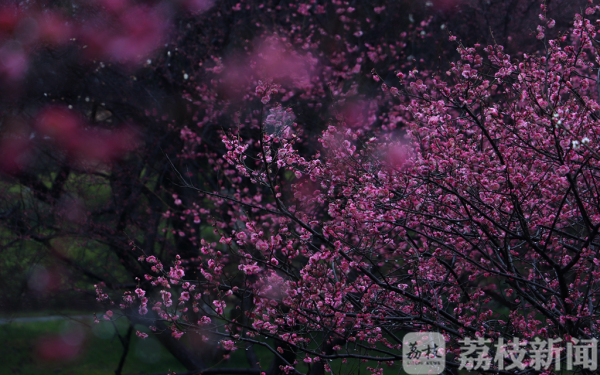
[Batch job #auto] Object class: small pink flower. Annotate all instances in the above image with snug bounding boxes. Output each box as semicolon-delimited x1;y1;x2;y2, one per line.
297;3;311;15
557;165;569;175
221;340;237;350
239;263;261;275
256;240;269;251
180;291;190;301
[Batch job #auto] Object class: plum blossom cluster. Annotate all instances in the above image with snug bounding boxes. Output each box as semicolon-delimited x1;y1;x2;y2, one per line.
91;2;600;375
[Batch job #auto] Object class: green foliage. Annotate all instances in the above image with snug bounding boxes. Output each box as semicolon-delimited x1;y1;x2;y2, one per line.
0;317;185;375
